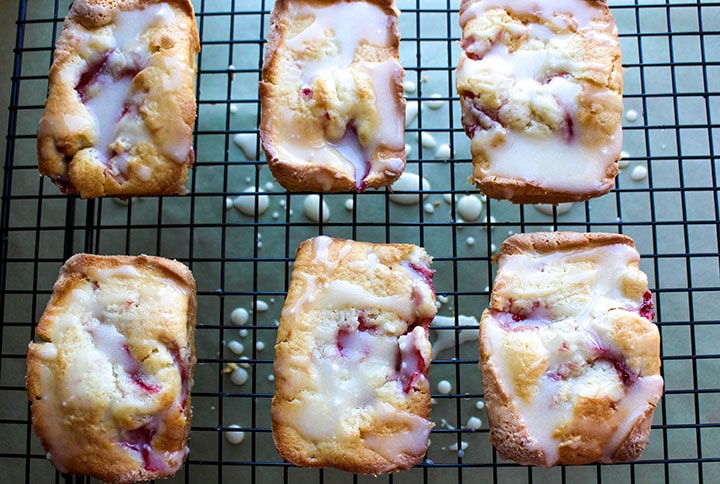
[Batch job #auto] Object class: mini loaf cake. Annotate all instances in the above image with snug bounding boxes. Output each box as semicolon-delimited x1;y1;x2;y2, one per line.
457;0;623;203
26;254;197;484
260;0;406;192
37;0;200;198
480;232;663;466
272;236;437;474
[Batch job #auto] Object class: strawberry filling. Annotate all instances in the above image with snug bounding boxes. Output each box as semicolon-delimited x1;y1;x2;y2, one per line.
493;301;552;331
122;345;161;394
170;348;190;411
122;424;164;472
394;326;428;393
76;52;112;102
336;313;377;360
407;262;435;288
639;291;655;320
300;86;313;99
593;347;639;388
460;93;503;138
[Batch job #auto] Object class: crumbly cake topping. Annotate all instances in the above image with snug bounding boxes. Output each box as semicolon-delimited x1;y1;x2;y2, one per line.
37;0;199;197
263;1;405;191
485;237;662;466
457;0;623;195
274;236;436;467
28;261;194;477
76;4;191;170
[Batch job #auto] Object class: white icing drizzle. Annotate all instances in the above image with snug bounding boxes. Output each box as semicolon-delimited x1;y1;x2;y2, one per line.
458;0;621;193
319;280;415;321
364;403;433;461
357;60;405;151
277;238;436;459
29;263;191;470
312;235;353;271
482;127;621;192
78;3;189;167
277;2;403;187
285;2;391;71
486;243;660;466
461;0;602;30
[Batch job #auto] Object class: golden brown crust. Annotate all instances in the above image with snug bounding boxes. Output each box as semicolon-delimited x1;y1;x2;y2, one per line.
26;254;196;484
260;0;405;192
479;332;548;466
471;166;619;205
37;0;200;198
480;232;662;466
499;231;634;258
272;237;436;474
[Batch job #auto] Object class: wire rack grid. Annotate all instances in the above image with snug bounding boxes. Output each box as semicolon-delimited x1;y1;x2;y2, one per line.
1;0;719;482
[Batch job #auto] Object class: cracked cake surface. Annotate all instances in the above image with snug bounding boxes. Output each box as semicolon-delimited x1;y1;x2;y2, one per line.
480;232;663;466
260;0;406;192
272;236;436;474
457;0;623;203
26;254;197;484
37;0;200;198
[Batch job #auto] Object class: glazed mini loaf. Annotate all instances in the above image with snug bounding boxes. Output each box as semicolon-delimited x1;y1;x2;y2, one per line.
457;0;623;203
26;254;197;484
480;232;663;466
272;236;436;474
260;0;406;192
37;0;200;198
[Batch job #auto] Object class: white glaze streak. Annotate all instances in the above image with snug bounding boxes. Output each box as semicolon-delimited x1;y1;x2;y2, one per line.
458;0;621;193
278;2;403;185
487;243;659;466
277;238;435;461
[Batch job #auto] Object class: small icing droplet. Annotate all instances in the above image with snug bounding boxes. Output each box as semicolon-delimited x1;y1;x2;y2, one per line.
389;173;431;205
303;194;330;222
255;300;269;312
427;93;444;110
625;109;639;122
225;424;245;444
421;132;436;149
227;340;244;355
230;367;248;386
631;165;648;181
423;202;435;214
344;199;354;211
230;307;249;326
437;380;452;394
403;80;416;94
449;441;469;452
466;416;482;431
466;236;475;246
434;144;452;160
233;188;269;217
457;195;484;222
233;133;259;160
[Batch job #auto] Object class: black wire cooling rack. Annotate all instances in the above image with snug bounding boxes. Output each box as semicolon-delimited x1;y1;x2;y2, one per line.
1;0;719;482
